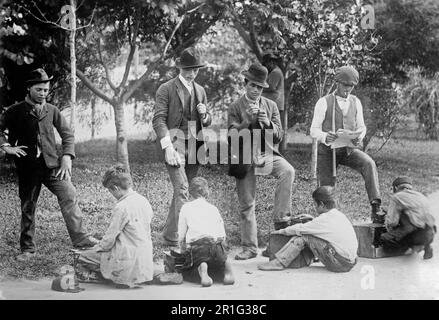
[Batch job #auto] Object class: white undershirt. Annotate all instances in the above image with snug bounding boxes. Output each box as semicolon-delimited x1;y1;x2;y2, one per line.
178;74;193;95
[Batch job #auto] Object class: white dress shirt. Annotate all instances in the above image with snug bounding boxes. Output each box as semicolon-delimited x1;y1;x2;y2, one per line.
178;74;193;95
178;198;226;244
310;94;366;145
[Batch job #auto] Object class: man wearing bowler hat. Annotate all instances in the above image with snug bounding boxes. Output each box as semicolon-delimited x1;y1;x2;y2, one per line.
153;47;212;247
228;63;295;260
0;68;98;261
310;65;384;223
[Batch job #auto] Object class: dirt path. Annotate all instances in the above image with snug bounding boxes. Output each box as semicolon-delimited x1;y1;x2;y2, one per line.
1;191;438;300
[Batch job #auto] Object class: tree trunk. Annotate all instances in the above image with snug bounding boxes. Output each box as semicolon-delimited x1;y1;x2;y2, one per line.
280;77;295;153
91;96;96;139
113;102;130;172
311;138;318;186
69;0;77;134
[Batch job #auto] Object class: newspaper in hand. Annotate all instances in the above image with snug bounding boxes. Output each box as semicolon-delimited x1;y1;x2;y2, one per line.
330;129;363;149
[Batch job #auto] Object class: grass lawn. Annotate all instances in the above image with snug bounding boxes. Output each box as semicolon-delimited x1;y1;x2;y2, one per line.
1;134;438;279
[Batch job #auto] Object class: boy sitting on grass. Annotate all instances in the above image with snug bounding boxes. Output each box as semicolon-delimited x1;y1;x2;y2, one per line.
75;165;154;288
177;177;235;287
258;186;358;273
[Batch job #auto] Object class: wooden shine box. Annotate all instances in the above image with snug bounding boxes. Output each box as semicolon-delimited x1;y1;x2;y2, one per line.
353;222;402;259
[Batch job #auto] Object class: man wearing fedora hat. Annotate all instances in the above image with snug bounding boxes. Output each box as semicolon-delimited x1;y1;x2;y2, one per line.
153;47;212;247
310;65;384;223
0;68;98;261
380;176;436;259
228;63;295;260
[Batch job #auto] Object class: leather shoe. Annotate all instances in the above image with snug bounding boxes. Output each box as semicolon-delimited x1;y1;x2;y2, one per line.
235;248;257;260
261;248;270;257
74;236;99;249
258;259;284;271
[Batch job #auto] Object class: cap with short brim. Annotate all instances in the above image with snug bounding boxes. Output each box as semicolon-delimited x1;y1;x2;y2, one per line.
392;176;413;188
335;66;359;86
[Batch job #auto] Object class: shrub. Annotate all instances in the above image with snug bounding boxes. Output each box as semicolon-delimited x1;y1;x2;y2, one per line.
401;67;439;140
357;84;407;151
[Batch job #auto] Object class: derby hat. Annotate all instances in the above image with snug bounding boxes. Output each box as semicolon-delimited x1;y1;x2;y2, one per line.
26;68;53;85
242;63;269;88
175;47;206;69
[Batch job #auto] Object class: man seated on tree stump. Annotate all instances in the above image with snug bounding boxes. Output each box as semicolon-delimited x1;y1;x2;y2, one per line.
380;176;436;259
310;65;385;223
258;186;358;273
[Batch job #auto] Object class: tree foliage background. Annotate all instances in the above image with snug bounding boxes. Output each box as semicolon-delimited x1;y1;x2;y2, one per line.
1;0;439;160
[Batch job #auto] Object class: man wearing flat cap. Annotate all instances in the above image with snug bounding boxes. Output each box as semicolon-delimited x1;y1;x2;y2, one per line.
258;186;358;272
228;63;295;260
380;176;436;259
153;47;212;247
310;65;384;223
0;68;98;261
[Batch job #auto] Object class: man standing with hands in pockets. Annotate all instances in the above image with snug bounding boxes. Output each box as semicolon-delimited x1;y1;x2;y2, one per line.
310;66;384;223
153;47;212;247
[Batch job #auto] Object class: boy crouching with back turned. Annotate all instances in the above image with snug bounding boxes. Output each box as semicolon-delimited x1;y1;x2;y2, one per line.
258;186;358;273
76;166;154;288
177;177;235;287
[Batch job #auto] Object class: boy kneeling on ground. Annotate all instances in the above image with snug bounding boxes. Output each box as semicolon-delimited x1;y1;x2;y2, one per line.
177;177;235;287
258;186;358;273
76;165;154;288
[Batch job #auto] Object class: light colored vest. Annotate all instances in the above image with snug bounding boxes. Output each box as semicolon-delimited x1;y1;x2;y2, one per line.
322;94;358;133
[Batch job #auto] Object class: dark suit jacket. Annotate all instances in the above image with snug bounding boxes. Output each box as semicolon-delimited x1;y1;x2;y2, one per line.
227;95;283;178
152;76;212;160
0;100;75;169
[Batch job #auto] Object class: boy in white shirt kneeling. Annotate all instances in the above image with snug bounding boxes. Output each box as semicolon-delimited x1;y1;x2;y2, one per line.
258;186;358;273
177;177;235;287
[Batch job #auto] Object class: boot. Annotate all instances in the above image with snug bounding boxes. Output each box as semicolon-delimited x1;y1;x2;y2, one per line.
371;200;385;224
